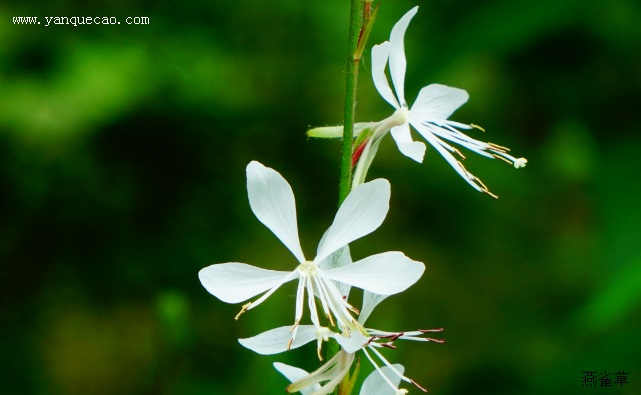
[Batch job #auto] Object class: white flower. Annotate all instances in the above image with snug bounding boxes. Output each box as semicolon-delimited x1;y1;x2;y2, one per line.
245;289;444;394
199;161;425;350
370;6;527;198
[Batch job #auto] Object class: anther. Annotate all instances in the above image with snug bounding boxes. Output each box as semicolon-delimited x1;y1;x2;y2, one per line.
488;142;510;152
491;153;513;164
411;379;429;393
235;302;252;320
453;147;466;160
470;123;486;132
353;319;369;336
327;313;336;327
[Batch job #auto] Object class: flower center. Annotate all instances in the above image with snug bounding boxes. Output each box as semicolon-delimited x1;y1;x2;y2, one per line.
373;107;410;139
297;260;318;276
393;106;410;125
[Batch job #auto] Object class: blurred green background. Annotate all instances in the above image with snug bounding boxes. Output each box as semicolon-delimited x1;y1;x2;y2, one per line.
2;0;640;394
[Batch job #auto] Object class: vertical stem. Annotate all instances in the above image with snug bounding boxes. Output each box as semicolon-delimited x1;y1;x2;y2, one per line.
330;2;365;395
337;0;364;205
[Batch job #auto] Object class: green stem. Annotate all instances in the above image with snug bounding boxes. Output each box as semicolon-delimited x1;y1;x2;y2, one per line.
337;0;365;205
332;2;374;395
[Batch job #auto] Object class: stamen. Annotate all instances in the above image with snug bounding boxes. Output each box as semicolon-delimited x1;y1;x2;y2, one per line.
491;153;513;164
327;311;336;327
352;318;369;336
389;332;403;342
452;147;466;160
306;276;321;328
369;346;425;391
315;328;332;362
488;142;510;152
317;273;358;328
362;348;404;393
470;123;486;132
484;189;499;200
293;275;306;328
234;302;251;320
311;276;334;326
457;161;499;199
237;270;300;320
315;277;346;327
410;379;429;393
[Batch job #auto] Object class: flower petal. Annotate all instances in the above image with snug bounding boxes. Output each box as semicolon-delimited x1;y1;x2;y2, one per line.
371;42;400;109
334;331;369;353
198;263;295;303
273;363;321;395
390;123;426;163
360;364;405;395
324;252;424;295
358;291;388;325
246;161;306;263
315;179;390;263
410;83;469;120
389;6;418;106
239;325;317;355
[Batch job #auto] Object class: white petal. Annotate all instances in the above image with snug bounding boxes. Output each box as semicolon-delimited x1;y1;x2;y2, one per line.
324;252;424;295
410;84;469;120
358;291;388;325
360;364;405;395
371;42;399;109
315;179;390;263
239;325;316;355
246;161;306;263
198;263;295;303
273;363;321;395
389;6;418;106
390;123;426;163
334;331;369;353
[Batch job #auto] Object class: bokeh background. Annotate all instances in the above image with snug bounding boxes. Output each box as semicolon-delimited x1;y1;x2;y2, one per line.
2;0;640;394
